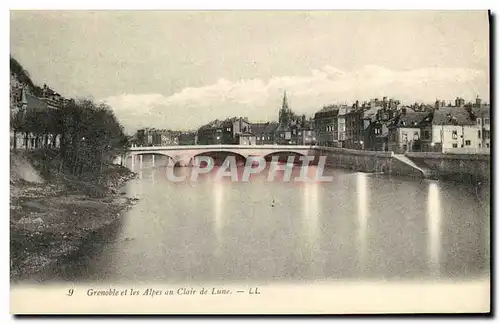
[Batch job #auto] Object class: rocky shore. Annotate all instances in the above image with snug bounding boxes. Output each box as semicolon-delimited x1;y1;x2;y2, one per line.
10;152;137;282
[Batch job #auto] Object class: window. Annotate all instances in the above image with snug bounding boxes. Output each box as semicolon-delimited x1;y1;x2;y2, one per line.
452;143;458;148
477;118;482;125
484;118;490;125
452;130;458;139
465;140;471;146
401;132;408;142
423;130;430;139
413;131;419;140
484;130;490;140
478;130;481;139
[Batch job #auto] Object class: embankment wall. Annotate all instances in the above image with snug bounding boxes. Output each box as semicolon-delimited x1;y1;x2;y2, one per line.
311;147;424;177
405;152;490;181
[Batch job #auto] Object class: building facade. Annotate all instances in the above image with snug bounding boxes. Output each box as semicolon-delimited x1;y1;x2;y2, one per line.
430;107;480;153
313;105;338;147
197;117;252;145
10;85;61;150
387;111;430;153
337;106;348;147
135;128;179;146
251;122;278;145
178;132;198;145
344;101;363;149
472;104;491;149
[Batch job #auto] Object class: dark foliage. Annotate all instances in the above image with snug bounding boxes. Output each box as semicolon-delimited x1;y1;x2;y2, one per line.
10;56;129;177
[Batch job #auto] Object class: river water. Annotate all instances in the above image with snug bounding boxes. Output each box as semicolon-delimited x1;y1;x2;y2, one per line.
31;155;491;284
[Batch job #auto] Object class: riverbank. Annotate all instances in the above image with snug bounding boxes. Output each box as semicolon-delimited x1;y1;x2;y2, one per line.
10;150;137;282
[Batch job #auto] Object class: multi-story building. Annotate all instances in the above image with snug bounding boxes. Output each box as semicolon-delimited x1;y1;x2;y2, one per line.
135;128;179;146
313;105;338;147
337;106;349;147
178;131;198;145
221;117;252;144
344;101;364;149
428;106;479;153
470;96;491;149
298;121;316;145
387;109;431;153
197;120;225;145
251;122;278;145
10;85;60;150
198;117;252;145
363;102;398;151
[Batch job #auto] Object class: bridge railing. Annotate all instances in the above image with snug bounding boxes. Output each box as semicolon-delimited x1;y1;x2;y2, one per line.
126;144;316;151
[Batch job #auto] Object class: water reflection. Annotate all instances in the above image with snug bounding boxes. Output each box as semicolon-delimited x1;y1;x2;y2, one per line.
27;162;490;284
356;172;369;271
427;182;442;276
302;180;320;276
213;180;224;254
302;180;319;246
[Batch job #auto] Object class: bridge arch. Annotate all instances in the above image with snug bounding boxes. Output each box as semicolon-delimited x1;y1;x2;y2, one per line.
263;150;308;163
190;150;247;166
127;152;177;169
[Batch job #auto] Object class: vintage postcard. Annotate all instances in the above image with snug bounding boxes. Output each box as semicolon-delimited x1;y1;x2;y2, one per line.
9;10;491;314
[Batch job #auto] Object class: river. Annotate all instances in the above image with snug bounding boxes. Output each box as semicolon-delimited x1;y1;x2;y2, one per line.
30;154;491;284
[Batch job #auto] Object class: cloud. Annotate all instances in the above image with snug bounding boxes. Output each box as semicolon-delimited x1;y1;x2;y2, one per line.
102;65;488;134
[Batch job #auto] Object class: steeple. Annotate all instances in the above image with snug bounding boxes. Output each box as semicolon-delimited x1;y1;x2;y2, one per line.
279;90;290;125
282;90;289;111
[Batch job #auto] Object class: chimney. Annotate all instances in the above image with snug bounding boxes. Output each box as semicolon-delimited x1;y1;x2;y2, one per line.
476;95;482;107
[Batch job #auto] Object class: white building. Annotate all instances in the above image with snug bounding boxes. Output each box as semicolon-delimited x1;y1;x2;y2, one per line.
337;106;348;145
429;107;482;153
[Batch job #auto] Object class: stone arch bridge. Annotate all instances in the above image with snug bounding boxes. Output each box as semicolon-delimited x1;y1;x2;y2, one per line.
118;145;316;168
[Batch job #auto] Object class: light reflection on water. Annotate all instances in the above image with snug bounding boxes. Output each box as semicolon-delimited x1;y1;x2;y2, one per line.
356;172;368;272
427;182;441;276
30;154;490;284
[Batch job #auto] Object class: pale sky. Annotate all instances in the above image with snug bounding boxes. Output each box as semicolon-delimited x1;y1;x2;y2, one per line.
10;10;490;133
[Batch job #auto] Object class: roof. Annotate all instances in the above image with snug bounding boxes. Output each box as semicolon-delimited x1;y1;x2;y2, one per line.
251;122;278;134
390;112;431;128
363;106;380;122
314;105;339;119
471;106;490;119
432;107;476;126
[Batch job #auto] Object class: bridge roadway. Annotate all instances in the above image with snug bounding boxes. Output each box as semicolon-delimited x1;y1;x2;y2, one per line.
118;144;316;167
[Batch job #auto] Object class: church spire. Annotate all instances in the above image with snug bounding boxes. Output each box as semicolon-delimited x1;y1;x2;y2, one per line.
282;90;289;111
